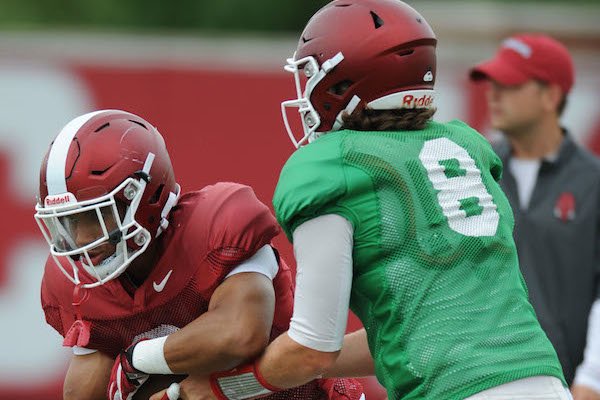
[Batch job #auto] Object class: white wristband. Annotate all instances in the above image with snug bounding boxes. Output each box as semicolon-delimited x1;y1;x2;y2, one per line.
132;336;174;374
166;382;181;400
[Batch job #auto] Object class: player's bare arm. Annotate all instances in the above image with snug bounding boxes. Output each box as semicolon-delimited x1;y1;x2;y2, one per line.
163;271;275;374
63;351;113;400
324;328;375;378
207;214;358;396
260;332;340;387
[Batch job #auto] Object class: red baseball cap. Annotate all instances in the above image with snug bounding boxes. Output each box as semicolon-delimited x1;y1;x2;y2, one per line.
470;34;574;94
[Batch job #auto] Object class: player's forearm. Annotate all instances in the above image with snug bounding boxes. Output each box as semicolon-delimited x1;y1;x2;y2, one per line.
64;352;113;400
256;332;340;389
133;273;275;376
324;328;375;378
64;378;107;400
164;310;269;374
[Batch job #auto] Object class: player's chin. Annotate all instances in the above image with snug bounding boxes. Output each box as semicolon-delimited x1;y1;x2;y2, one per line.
133;374;187;400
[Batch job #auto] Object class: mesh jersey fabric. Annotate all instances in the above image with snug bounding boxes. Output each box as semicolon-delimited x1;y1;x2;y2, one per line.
273;120;565;400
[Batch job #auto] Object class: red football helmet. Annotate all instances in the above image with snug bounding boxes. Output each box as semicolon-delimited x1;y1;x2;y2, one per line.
34;110;180;288
281;0;437;147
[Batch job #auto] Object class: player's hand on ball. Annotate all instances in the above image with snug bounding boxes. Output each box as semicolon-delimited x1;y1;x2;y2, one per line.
107;342;149;400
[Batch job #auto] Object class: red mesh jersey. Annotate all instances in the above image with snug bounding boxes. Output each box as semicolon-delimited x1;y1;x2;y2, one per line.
41;182;294;354
40;182;361;399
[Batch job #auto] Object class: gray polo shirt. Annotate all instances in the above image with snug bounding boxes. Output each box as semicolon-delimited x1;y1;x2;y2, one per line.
494;132;600;384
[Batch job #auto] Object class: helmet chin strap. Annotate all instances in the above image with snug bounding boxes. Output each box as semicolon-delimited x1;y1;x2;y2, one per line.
331;95;362;132
302;52;345;142
122;153;155;229
156;183;181;237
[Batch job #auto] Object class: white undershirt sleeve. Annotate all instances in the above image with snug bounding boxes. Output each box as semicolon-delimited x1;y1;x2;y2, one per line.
574;299;600;393
225;244;279;280
288;214;354;352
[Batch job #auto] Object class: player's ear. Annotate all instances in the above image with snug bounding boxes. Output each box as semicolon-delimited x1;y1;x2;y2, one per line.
541;82;563;115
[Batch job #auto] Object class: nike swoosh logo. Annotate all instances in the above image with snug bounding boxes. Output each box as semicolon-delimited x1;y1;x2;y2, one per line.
153;269;173;293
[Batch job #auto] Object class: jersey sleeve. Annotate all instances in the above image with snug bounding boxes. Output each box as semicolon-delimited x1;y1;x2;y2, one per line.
273;136;349;242
203;182;281;272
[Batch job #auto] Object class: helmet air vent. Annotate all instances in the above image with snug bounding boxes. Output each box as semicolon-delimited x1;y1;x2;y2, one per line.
129;120;148;130
370;11;384;29
328;80;354;96
94;123;110;132
397;49;415;57
91;166;112;176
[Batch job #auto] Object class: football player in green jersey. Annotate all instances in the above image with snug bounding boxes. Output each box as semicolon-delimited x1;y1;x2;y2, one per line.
204;1;572;399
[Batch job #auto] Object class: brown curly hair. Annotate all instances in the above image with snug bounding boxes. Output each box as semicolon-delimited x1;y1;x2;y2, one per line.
340;107;436;131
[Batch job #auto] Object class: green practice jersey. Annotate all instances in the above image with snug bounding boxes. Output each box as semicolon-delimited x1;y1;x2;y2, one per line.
273;120;565;400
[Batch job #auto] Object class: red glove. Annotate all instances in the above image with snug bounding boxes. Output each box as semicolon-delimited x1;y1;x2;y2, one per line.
107;342;149;400
319;378;364;400
210;362;280;399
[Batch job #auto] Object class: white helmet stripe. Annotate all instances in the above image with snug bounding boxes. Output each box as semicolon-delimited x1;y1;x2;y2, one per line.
46;110;112;195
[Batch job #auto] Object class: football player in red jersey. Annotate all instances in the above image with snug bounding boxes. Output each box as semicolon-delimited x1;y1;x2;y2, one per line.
34;109;363;400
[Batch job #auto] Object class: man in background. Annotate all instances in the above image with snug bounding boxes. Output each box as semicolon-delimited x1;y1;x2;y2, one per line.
470;33;600;400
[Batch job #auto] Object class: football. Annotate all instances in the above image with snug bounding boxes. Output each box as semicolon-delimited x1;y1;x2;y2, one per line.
132;374;186;400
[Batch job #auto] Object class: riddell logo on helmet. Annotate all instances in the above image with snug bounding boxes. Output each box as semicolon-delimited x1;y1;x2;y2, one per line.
402;94;434;109
45;192;77;207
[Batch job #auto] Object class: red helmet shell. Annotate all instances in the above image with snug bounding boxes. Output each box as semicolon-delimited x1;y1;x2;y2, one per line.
39;110;176;240
295;0;437;132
